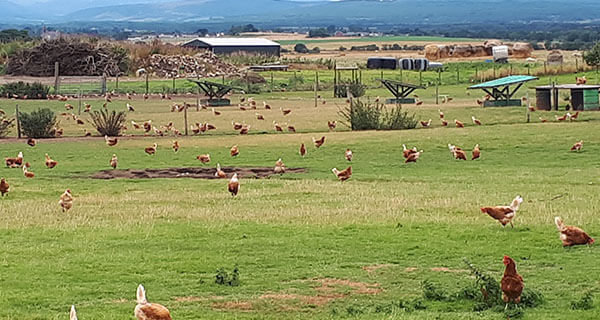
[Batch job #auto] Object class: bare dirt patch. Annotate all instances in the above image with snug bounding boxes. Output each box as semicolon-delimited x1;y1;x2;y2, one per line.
313;278;382;295
91;166;306;180
362;263;396;273
175;296;206;302
430;267;468;273
250;278;382;311
211;301;253;311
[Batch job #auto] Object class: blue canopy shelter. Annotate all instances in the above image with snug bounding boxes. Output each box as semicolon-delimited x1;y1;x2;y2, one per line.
468;75;538;107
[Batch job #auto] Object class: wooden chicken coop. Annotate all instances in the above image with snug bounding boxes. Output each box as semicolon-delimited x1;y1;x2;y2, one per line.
535;84;600;111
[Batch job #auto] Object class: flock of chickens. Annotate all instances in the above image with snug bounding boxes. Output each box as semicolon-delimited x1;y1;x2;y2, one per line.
0;91;596;318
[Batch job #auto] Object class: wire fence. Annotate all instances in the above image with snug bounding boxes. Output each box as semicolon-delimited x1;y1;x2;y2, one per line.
1;61;598;97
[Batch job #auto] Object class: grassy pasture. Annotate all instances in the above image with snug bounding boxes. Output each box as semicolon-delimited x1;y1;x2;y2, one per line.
1;87;600;319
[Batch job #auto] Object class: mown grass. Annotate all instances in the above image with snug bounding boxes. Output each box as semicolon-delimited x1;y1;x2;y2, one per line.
0;89;600;319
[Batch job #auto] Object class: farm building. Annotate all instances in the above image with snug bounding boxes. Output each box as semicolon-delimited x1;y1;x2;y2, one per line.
181;38;281;56
535;84;600;111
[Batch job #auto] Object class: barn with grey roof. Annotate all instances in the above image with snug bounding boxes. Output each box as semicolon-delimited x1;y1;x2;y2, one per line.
181;38;281;56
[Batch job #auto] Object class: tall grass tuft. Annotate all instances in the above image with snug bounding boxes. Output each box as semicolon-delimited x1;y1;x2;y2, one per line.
89;108;127;136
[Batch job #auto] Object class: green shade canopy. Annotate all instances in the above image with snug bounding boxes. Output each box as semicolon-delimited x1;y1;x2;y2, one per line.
469;75;538;89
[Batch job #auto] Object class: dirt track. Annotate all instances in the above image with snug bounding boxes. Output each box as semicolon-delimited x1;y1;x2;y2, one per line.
92;166;306;180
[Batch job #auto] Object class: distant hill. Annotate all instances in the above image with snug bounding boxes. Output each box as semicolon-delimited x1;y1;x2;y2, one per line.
62;0;600;25
3;0;600;27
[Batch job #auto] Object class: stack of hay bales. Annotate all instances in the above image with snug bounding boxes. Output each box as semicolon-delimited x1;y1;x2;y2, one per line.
424;40;533;60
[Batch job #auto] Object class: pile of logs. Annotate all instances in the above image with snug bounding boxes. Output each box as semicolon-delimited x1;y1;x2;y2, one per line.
6;39;127;77
147;52;240;78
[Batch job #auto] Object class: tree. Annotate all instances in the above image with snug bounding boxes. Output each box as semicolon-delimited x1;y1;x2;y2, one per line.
229;24;258;35
0;29;31;43
294;43;309;53
583;42;600;69
195;28;209;36
308;28;330;38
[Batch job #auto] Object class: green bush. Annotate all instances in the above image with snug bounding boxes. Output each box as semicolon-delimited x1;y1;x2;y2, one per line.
338;99;417;131
0;117;15;138
89;108;127;136
18;108;57;138
1;81;49;99
294;43;309;53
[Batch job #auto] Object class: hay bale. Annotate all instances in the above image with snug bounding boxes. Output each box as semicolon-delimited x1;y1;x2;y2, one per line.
547;50;564;65
451;45;474;57
512;42;533;58
471;45;488;57
425;45;450;60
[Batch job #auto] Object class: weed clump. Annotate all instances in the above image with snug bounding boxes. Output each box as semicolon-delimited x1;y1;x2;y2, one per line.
215;266;240;286
571;291;594;310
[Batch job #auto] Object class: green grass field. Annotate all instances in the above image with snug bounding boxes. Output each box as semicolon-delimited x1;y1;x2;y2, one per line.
1;84;599;319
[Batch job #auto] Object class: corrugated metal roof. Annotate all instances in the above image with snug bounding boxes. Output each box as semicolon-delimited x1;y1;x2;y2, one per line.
183;38;280;47
469;75;538;89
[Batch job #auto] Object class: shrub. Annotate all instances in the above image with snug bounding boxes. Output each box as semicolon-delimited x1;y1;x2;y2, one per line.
18;108;57;138
462;258;543;317
1;81;49;99
422;280;449;301
89;108;127;136
339;99;417;131
0;117;15;138
215;266;240;286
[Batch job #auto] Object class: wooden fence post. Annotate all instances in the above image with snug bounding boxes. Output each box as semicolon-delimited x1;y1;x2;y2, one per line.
15;104;21;139
436;70;440;105
54;62;60;94
314;81;318;108
78;87;82;115
101;75;107;95
145;73;149;94
184;104;189;136
196;88;200;112
172;77;176;92
116;75;119;91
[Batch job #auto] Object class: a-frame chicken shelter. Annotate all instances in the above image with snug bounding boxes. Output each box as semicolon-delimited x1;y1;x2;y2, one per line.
468;75;538;107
